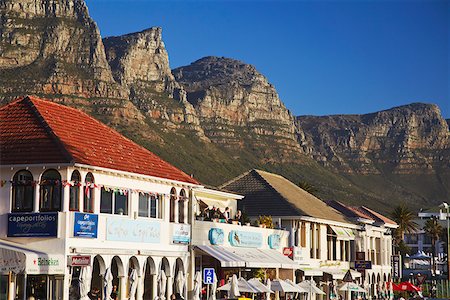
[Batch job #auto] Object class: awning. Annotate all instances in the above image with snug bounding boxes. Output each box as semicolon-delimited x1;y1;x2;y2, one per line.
329;226;355;240
0;239;65;274
196;245;297;269
196;245;245;267
321;268;361;280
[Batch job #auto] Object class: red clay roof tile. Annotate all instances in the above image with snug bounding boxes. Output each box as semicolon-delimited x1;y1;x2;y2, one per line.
1;96;199;185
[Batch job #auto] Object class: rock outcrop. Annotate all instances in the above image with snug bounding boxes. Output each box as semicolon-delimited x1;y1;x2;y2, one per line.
0;0;125;102
173;56;304;161
103;27;204;135
296;103;450;174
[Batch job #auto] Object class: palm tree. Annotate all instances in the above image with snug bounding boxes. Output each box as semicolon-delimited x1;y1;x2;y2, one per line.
424;216;443;275
298;180;318;196
391;204;419;253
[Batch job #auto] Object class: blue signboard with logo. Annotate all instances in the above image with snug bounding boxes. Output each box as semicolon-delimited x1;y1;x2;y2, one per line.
74;212;98;238
229;230;263;248
209;228;225;245
203;268;216;284
8;213;58;237
268;234;281;249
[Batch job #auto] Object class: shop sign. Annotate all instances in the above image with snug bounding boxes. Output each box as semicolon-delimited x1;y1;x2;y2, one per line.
229;230;263;248
68;255;91;266
268;234;281;249
209;228;224;245
292;246;304;262
26;256;65;274
354;260;372;270
391;255;401;279
319;260;341;267
172;223;190;244
283;247;293;258
7;213;58;237
74;212;98;238
106;218;160;243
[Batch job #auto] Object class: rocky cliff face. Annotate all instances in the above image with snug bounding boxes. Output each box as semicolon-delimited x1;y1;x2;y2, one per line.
173;56;304;161
103;28;203;133
296;103;450;174
0;0;125;101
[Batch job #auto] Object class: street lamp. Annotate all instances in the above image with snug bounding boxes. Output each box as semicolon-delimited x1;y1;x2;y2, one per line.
439;202;449;281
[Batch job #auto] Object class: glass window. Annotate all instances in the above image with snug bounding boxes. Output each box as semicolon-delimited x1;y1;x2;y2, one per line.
178;189;186;223
11;170;34;212
69;171;81;211
39;169;62;212
100;188;113;214
139;194;149;217
139;194;160;218
84;173;94;213
150;195;157;218
115;193;128;215
170;188;176;222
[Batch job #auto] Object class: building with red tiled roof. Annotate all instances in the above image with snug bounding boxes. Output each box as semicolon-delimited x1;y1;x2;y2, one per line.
0;95;203;300
0;95;198;184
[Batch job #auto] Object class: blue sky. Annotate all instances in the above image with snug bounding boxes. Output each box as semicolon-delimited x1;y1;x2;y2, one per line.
86;0;449;118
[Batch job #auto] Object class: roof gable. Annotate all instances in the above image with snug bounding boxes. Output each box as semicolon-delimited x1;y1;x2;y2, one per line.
1;96;198;185
222;169;350;223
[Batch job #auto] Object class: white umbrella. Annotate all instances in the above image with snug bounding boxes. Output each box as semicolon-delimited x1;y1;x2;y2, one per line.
237;277;260;293
129;269;138;300
80;266;92;300
270;279;302;293
297;280;325;295
229;274;240;298
209;271;218;300
265;278;272;300
158;270;167;300
248;278;273;293
175;271;185;298
285;279;308;293
103;267;113;300
192;271;201;300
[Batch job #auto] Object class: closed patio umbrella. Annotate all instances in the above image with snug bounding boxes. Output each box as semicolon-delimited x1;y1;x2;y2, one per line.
128;269;138;300
175;271;185;298
103;267;113;300
229;274;240;298
265;279;272;300
209;271;218;300
158;270;167;300
192;271;201;300
79;266;92;300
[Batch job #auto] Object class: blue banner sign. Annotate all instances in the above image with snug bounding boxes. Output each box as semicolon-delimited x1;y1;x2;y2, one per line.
209;228;224;245
268;234;281;249
355;260;372;270
203;268;215;284
107;218;160;243
8;213;58;237
74;212;98;238
229;230;263;248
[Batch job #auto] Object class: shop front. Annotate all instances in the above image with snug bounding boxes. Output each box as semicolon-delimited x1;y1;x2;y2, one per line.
0;240;65;300
192;221;296;298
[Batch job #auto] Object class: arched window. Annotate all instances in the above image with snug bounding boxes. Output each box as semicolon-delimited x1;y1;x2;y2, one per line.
11;170;34;212
169;188;176;222
178;189;186;224
84;173;94;213
39;169;62;212
69;171;81;211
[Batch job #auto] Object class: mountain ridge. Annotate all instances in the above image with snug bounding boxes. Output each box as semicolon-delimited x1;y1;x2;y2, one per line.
0;0;448;213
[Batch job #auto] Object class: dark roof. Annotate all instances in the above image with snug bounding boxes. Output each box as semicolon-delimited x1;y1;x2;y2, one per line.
0;96;199;184
221;169;350;223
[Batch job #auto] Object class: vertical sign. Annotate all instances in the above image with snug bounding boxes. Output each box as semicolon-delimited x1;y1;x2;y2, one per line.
203;268;215;284
391;255;401;280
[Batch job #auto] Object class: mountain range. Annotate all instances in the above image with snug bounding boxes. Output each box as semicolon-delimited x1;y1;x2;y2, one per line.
1;0;448;213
